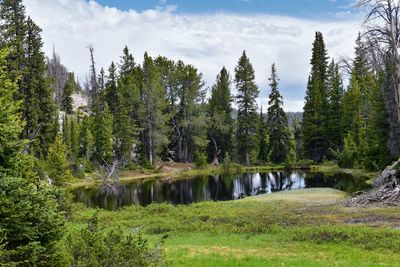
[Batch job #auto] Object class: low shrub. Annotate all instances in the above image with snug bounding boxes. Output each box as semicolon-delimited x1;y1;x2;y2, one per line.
194;152;208;169
221;162;243;174
66;213;166;266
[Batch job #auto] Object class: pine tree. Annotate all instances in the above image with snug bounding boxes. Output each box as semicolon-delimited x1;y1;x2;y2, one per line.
257;107;268;164
235;51;259;165
0;0;26;85
93;103;114;164
0;49;24;174
173;61;208;162
117;47;140;163
140;52;168;164
362;71;391;170
208;66;233;164
69;116;79;164
61;72;75;114
0;48;66;266
47;133;71;185
23;17;57;157
78;116;94;160
154;56;178;161
326;60;344;153
293;116;303;160
104;62;122;159
1;5;57;158
341;73;362;146
302;32;329;163
266;64;290;164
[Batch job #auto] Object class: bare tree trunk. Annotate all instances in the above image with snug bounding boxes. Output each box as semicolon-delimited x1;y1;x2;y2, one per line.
207;128;220;165
149;129;153;165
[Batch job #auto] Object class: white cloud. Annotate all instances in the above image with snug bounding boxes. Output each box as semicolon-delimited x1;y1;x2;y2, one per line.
23;0;363;112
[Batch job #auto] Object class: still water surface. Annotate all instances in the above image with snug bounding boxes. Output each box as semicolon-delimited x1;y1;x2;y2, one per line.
74;171;370;210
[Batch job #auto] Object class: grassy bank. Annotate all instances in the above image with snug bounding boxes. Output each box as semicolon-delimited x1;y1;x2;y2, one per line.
69;188;400;266
69;162;377;189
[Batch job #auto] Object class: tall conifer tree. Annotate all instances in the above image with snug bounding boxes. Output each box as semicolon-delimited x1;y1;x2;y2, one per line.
61;73;75;114
208;67;233;164
140;53;168;164
266;64;290;164
257;107;268;164
235;51;259;165
326;60;344;152
302;32;329;163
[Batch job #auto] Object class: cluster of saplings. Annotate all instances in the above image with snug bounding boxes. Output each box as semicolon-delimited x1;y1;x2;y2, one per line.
0;0;164;265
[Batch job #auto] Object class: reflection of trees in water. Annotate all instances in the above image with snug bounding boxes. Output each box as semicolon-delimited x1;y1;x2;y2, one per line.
74;171;369;210
304;172;371;192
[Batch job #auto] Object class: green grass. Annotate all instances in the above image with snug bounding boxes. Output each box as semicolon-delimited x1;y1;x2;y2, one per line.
69;188;400;266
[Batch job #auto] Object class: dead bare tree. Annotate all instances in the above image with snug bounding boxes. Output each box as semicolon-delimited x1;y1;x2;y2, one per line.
103;159;119;183
357;0;400;157
46;47;69;105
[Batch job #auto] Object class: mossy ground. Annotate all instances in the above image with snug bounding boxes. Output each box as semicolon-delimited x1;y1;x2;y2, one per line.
69;188;400;266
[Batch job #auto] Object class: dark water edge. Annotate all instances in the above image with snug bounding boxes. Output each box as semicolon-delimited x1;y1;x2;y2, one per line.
73;171;371;210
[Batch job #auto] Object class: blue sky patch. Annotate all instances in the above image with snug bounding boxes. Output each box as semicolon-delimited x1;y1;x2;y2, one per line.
94;0;356;19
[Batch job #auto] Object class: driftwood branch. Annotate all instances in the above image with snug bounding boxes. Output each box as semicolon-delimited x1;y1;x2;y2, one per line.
347;159;400;207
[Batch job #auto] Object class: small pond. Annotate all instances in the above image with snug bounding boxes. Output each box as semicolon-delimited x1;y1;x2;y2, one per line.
74;171;371;210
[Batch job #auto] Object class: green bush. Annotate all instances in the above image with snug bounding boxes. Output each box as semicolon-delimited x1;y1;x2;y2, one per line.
222;162;243;174
0;176;68;266
194;152;208;169
338;134;358;168
66;213;166;266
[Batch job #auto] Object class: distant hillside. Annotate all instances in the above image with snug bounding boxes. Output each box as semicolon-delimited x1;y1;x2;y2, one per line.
232;109;302;129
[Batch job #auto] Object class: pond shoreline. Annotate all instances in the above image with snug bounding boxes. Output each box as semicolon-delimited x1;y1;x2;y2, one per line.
68;162;377;189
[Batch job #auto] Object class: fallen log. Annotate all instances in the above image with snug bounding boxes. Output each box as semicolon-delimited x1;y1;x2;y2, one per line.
347;159;400;207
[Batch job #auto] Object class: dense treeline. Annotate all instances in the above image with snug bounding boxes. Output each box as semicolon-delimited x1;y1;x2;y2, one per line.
1;0;400;265
1;1;397;178
302;32;393;170
54;48;295;172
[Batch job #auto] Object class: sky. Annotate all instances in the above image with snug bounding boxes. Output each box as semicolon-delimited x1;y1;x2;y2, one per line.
23;0;364;111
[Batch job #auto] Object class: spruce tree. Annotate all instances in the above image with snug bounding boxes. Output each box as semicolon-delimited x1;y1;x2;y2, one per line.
47;133;71;185
208;66;233;164
61;72;75;114
266;64;290;164
302;32;329;163
326;60;344;152
0;49;24;174
1;5;58;158
0;49;66;266
293;116;303;160
235;51;259;165
93;103;114;164
117;47;140;163
362;71;391;170
0;0;26;85
341;73;362;146
78;116;94;161
257;107;268;164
